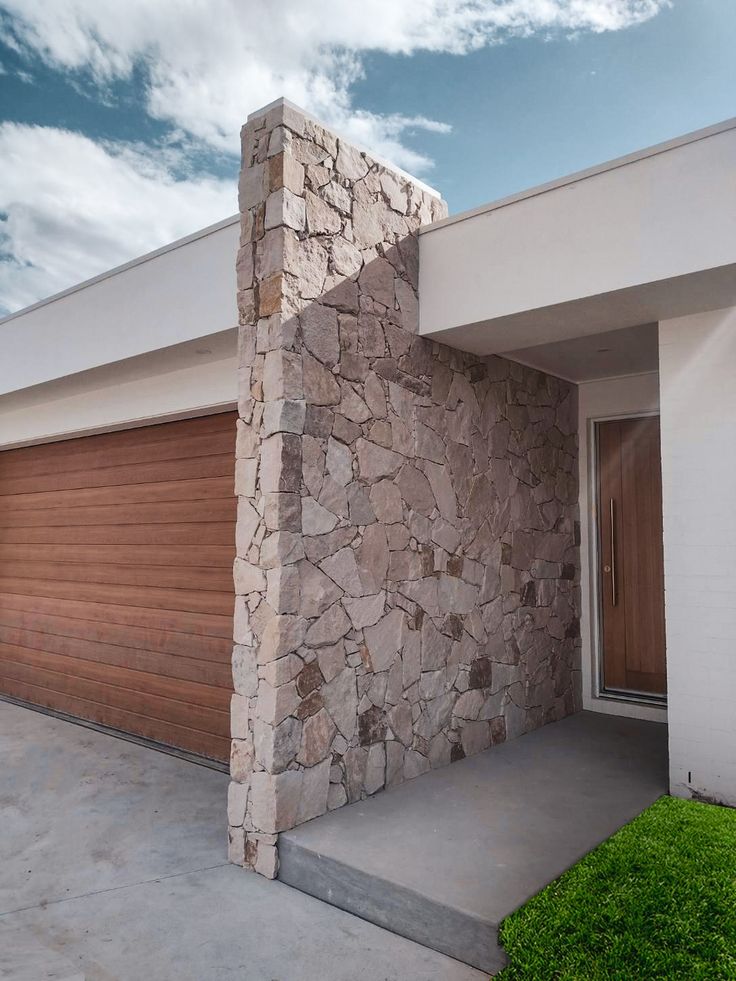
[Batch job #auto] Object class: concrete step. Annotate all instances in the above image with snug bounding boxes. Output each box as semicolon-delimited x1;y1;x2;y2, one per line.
279;712;669;974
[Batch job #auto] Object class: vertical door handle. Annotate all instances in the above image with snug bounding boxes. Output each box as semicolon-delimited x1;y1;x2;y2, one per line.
610;497;617;607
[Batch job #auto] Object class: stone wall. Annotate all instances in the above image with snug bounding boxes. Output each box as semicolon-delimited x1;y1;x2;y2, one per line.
228;100;581;877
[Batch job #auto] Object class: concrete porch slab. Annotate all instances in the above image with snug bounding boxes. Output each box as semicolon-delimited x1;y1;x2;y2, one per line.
279;711;669;973
0;701;484;980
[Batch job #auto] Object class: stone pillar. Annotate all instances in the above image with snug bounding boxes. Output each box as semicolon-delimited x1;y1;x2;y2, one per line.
228;98;580;877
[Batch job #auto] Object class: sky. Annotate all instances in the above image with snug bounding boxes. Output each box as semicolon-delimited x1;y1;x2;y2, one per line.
0;0;734;316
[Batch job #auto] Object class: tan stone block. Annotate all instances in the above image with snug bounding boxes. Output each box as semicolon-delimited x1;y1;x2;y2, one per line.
266;565;300;614
231;693;250;739
235;497;260;556
268;152;305;194
233;644;258;697
256;679;301;726
262;349;303;401
258;614;307;663
262;492;301;532
260;433;302;494
260;530;305;568
265;187;306;232
248;770;301;834
230;737;254;783
234;458;257;497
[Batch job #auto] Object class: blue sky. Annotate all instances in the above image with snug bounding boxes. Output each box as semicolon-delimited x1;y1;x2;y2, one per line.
0;0;734;315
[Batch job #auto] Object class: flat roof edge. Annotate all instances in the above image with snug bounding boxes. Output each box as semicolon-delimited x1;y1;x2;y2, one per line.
0;213;240;327
420;115;736;235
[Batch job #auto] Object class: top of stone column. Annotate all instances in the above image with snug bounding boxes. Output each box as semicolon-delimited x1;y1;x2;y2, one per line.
244;97;444;202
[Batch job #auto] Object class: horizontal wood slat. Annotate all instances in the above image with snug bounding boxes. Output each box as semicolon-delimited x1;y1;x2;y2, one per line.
0;638;231;688
0;578;235;616
0;430;235;482
0;677;230;761
0;476;235;513
0;610;231;662
0;644;231;710
0;592;232;638
0;499;235;528
0;521;236;546
0;412;237;762
0;543;235;568
0;453;234;497
2;412;233;468
3;561;233;591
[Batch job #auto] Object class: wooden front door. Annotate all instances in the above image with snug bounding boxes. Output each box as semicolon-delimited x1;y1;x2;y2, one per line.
596;416;666;698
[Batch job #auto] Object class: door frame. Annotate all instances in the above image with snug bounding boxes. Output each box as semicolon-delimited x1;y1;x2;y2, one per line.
587;409;667;707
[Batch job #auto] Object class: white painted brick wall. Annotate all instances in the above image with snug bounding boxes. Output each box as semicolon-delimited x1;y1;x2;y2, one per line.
659;307;736;804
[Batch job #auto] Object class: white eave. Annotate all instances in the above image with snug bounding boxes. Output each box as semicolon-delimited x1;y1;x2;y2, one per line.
0;214;240;398
418;117;736;354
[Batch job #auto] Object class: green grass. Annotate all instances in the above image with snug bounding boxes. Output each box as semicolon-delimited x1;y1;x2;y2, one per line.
497;796;736;980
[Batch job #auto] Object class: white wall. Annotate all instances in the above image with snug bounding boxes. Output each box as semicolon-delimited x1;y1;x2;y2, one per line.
577;371;666;724
0;216;239;397
419;120;736;353
0;334;237;449
659;307;736;804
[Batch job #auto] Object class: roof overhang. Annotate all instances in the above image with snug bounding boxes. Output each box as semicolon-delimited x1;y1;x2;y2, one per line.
418;119;736;356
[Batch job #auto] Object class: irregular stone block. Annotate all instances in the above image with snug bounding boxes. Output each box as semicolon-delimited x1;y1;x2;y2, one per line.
322;667;358;741
260;530;305;568
364;608;406;672
258;615;308;664
301;302;340;367
305;602;351;647
262;349;303;401
254;715;301;772
266;565;300;614
263;492;301;532
297;708;337;766
320;546;365;596
262;399;306;436
356;438;403;480
233;558;266;595
260;433;302;494
265;187;306;231
303;351;341;405
297;559;343;619
301;497;338;536
343;591;386;629
233;644;258;697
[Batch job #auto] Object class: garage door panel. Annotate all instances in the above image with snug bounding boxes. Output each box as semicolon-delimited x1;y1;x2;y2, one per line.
0;499;235;528
0;638;231;688
0;476;235;513
0;452;234;497
0;429;236;482
0;412;237;762
0;543;235;568
0;592;233;638
0;677;231;761
0;521;237;546
0;611;231;662
0;658;229;733
0;577;235;616
4;412;236;468
0;644;231;708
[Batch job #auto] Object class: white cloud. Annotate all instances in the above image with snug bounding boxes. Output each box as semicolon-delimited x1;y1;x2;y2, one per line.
2;0;669;162
0;124;234;313
0;0;670;312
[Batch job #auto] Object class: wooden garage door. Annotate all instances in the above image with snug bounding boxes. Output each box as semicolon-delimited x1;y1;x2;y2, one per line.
0;412;237;763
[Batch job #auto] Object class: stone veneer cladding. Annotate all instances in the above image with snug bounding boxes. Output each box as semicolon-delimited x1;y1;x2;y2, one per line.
228;101;581;877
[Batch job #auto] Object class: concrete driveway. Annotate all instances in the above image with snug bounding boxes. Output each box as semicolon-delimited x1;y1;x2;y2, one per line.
0;701;483;981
